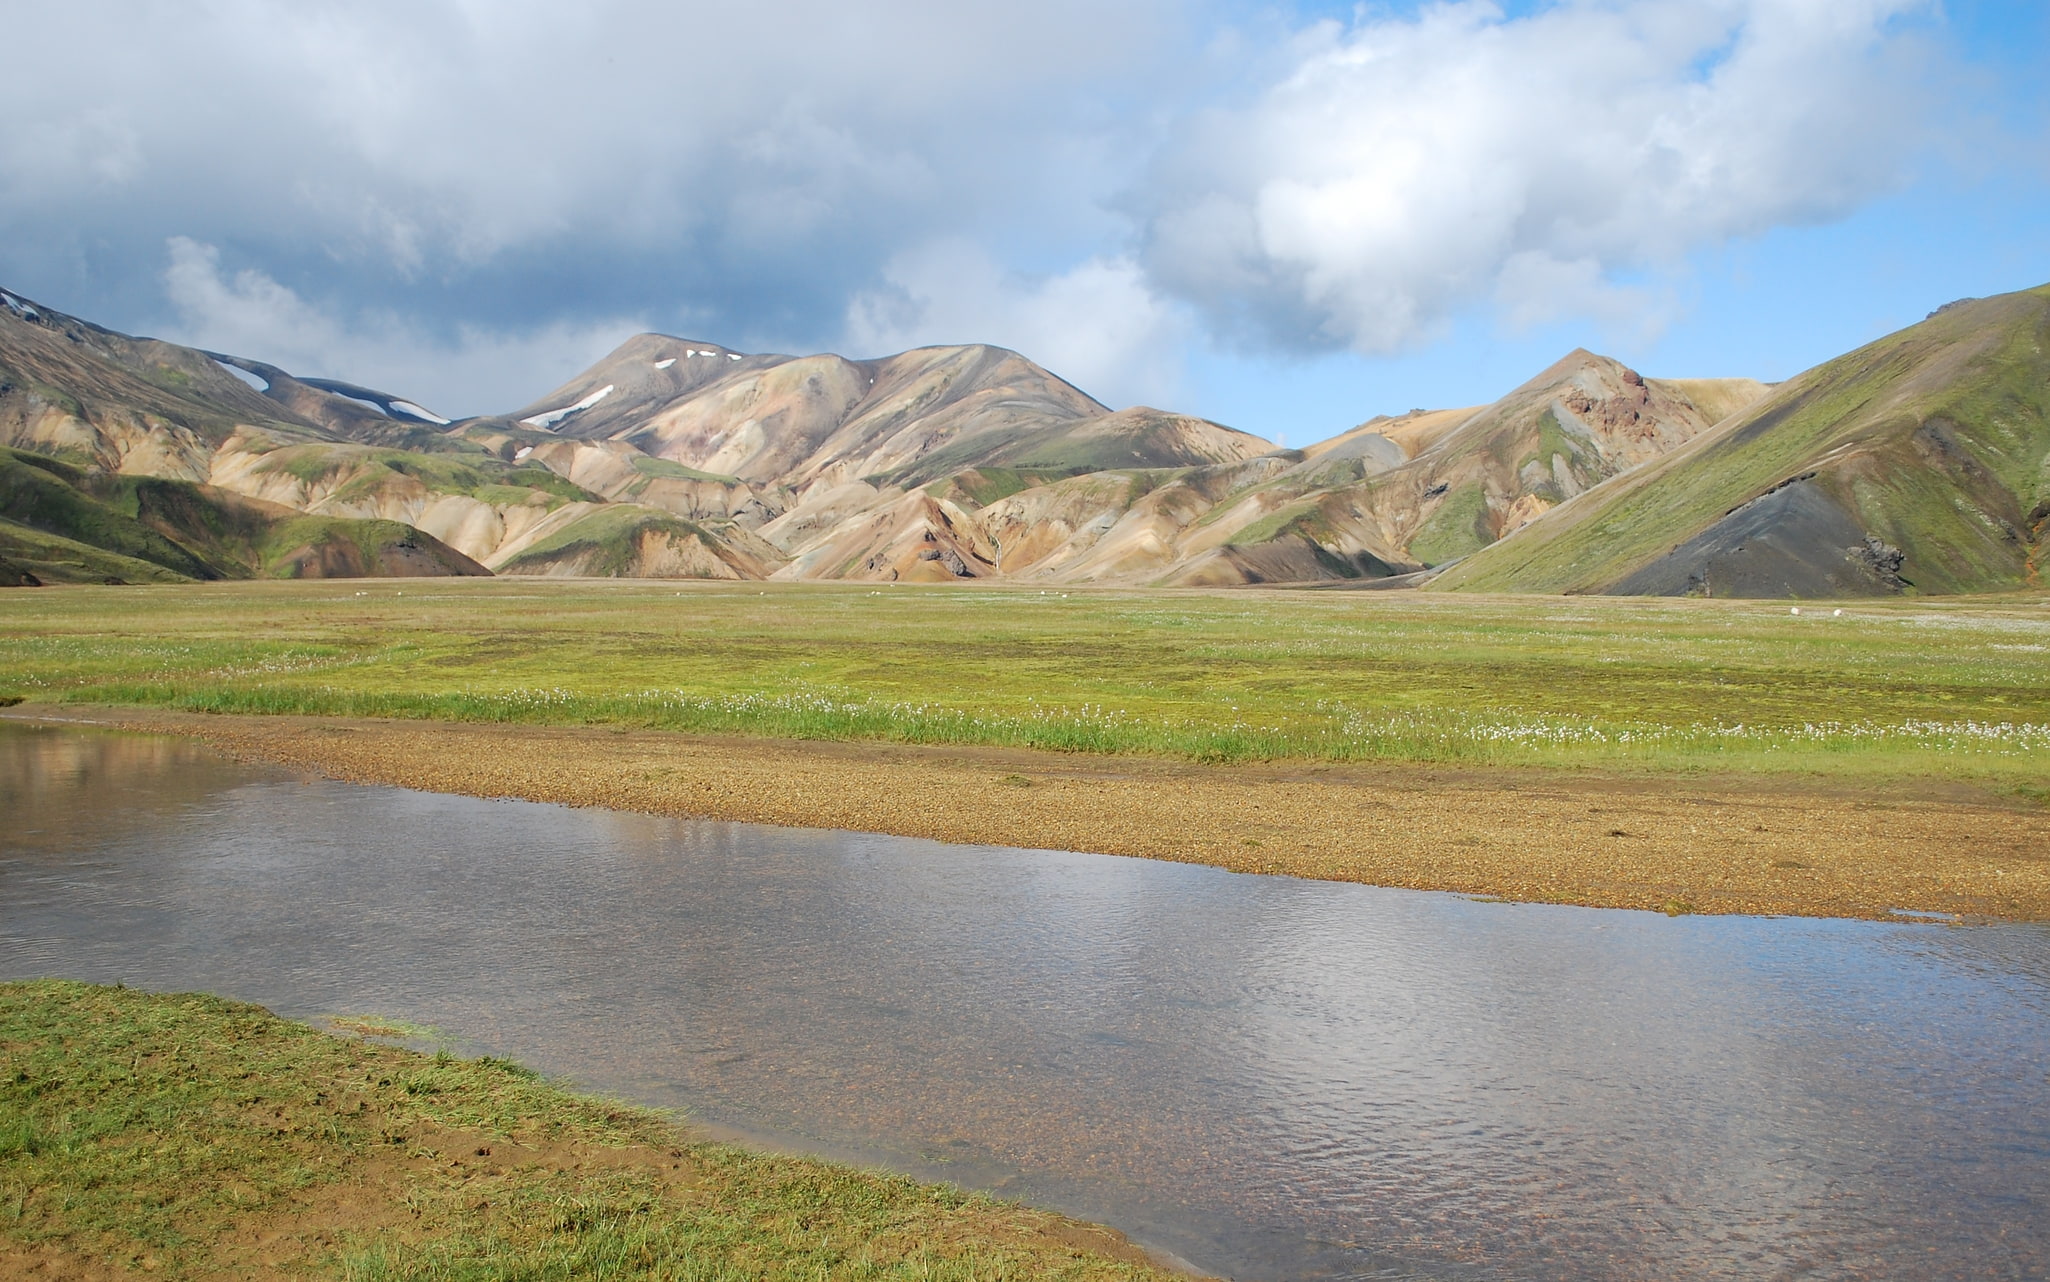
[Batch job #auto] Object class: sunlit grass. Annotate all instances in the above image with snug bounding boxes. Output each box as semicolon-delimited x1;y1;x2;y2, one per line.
0;981;1167;1280
3;579;2047;784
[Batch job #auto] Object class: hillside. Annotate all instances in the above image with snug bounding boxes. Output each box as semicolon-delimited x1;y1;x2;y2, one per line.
0;446;486;584
1433;287;2050;597
1120;353;1762;584
0;289;772;581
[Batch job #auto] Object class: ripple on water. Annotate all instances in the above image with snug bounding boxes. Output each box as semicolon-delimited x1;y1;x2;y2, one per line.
2;721;2046;1281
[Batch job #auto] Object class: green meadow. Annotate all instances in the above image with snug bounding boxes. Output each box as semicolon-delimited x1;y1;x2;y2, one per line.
2;579;2048;789
0;981;1165;1280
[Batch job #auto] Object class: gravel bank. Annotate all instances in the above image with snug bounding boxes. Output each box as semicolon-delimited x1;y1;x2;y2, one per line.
16;705;2049;922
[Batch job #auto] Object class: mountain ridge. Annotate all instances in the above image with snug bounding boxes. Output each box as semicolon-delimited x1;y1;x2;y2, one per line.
6;277;2039;597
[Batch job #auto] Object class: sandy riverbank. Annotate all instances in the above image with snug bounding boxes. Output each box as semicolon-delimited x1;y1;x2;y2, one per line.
12;704;2049;922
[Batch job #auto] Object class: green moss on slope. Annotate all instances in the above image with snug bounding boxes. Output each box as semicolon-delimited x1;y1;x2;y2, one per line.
496;506;725;577
1436;285;2050;595
1409;483;1494;567
0;517;196;584
0;444;483;582
0;448;223;579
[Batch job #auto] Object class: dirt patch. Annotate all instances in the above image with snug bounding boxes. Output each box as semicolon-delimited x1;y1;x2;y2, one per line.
14;705;2050;922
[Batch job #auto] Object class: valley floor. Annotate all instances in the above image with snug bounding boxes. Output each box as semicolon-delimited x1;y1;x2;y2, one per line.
20;704;2049;923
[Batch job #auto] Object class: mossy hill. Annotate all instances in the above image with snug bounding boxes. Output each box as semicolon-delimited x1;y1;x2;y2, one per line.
1435;286;2050;597
0;446;484;584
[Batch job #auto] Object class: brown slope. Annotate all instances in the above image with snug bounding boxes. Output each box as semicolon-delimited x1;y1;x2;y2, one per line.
515;437;786;529
492;503;786;580
1302;406;1481;467
505;336;1116;494
769;490;992;582
973;457;1297;584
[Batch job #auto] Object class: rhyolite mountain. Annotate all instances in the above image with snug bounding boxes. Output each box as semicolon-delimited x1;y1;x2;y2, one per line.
4;276;2043;596
1434;286;2050;597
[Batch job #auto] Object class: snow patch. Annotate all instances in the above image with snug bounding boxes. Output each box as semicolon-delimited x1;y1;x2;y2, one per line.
0;291;37;319
390;399;451;425
728;353;742;361
212;359;270;392
520;383;614;429
514;446;534;461
654;358;676;370
329;391;389;417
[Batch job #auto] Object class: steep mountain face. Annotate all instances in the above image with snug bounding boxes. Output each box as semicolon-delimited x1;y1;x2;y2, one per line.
1381;353;1760;565
509;338;1118;489
490;330;1280;583
1432;286;2050;597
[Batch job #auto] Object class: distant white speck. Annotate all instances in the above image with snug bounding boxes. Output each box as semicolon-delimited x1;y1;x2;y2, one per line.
655;358;676;370
520;383;614;429
390;399;451;425
212;359;270;392
1833;608;1843;616
1790;606;1801;615
513;446;533;460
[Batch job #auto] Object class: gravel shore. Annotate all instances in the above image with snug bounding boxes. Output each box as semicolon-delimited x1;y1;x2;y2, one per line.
20;705;2049;922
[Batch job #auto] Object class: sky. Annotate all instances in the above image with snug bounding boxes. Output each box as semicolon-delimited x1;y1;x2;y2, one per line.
2;0;2045;444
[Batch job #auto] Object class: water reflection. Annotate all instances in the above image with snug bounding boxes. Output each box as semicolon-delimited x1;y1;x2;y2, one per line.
2;720;2046;1280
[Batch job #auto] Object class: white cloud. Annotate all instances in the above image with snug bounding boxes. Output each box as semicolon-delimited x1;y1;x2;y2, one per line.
0;0;2005;410
160;238;643;416
1139;0;1947;353
844;242;1192;410
0;0;1179;280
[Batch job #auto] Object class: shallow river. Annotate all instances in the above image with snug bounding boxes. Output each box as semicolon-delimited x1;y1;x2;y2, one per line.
2;721;2047;1280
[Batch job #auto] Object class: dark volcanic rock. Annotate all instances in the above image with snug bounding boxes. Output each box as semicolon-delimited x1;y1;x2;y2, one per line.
1611;480;1907;598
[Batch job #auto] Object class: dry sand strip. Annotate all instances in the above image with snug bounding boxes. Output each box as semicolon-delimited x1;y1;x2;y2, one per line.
19;705;2050;923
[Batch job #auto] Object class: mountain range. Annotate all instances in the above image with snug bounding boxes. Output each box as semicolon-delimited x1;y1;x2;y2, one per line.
2;280;2045;596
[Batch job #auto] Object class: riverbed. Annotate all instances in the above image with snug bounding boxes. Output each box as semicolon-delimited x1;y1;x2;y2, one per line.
3;721;2046;1279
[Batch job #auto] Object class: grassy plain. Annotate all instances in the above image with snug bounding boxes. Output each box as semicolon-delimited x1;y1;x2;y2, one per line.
2;579;2047;790
0;981;1170;1280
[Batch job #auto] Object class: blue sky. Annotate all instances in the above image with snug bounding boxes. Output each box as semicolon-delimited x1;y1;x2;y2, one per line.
2;1;2044;442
